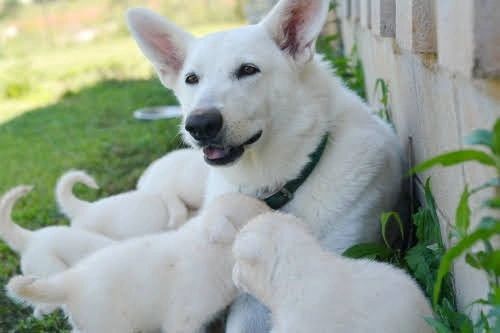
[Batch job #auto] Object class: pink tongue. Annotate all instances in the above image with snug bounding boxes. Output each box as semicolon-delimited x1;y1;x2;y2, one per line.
203;147;228;160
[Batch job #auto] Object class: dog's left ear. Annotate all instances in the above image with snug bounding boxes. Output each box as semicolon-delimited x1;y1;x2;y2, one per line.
207;216;237;244
260;0;329;64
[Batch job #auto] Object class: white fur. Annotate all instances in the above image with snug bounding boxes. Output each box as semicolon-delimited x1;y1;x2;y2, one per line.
127;1;403;331
0;186;113;317
233;212;434;333
57;148;208;239
7;194;270;333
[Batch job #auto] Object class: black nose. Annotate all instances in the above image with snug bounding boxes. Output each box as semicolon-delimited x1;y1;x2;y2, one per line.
185;109;223;141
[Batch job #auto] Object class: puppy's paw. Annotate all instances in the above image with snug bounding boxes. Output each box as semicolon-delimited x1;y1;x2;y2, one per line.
6;275;38;304
207;215;237;244
166;196;189;229
232;231;264;263
232;262;250;293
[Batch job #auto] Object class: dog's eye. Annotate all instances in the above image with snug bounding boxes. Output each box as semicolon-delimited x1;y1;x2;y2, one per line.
185;73;199;85
236;64;260;79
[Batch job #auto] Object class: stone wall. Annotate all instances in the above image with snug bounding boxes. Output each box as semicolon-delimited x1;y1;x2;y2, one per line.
337;0;500;316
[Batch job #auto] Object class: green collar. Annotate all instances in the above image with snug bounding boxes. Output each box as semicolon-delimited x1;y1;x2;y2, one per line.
263;133;329;209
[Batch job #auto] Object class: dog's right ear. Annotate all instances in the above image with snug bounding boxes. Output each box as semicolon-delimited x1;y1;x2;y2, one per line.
126;8;195;88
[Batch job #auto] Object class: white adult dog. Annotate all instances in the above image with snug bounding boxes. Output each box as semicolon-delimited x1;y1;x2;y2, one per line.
0;186;113;318
233;212;434;333
7;194;270;333
57;148;208;239
126;0;403;331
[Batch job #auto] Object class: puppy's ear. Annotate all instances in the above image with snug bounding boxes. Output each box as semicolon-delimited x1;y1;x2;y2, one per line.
260;0;329;64
126;7;195;88
207;216;237;244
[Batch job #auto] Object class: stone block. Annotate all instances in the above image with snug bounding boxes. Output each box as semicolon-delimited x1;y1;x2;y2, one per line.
395;0;436;53
372;0;395;37
437;0;500;78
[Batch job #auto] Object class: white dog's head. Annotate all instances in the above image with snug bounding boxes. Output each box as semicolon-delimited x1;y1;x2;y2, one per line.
202;193;270;244
232;212;317;301
126;0;330;167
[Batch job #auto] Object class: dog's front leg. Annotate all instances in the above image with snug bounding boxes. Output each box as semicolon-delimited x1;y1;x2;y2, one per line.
226;293;271;333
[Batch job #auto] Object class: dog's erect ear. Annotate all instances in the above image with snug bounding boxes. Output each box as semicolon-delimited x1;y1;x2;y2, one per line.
260;0;329;64
207;216;237;244
126;7;195;88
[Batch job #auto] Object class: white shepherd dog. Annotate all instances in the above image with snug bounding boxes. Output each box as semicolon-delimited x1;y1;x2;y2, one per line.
126;0;403;331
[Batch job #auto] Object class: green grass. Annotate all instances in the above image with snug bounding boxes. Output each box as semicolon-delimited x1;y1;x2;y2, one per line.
0;25;242;124
0;78;183;331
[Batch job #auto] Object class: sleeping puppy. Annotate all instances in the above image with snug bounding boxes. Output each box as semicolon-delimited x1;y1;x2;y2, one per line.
7;194;270;333
57;148;208;239
0;186;113;318
232;212;434;333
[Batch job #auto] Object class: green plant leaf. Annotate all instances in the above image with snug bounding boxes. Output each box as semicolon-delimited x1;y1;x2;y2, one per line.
464;129;493;149
342;243;393;260
471;178;500;194
425;317;453;333
493;118;500;154
489;287;500;305
456;186;471;236
465;253;481;269
476;250;500;276
475;311;491;332
479;216;499;229
434;299;474;332
413;178;443;246
433;219;500;305
484;197;500;209
409;150;496;175
380;211;404;248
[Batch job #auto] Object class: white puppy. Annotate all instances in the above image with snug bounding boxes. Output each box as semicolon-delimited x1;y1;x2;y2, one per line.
7;194;270;333
232;212;434;333
0;186;113;317
57;148;208;239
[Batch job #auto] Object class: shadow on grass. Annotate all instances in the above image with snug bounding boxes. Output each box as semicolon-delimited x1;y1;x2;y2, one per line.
0;78;184;332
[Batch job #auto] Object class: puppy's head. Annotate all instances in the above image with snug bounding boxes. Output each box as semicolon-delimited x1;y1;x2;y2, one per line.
202;193;270;244
126;0;330;167
232;212;315;299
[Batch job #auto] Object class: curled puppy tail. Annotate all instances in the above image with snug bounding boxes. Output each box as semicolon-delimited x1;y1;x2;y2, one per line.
0;186;33;253
7;274;69;305
56;170;99;219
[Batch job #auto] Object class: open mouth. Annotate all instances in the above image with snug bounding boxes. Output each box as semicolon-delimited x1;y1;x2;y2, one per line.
202;131;262;166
